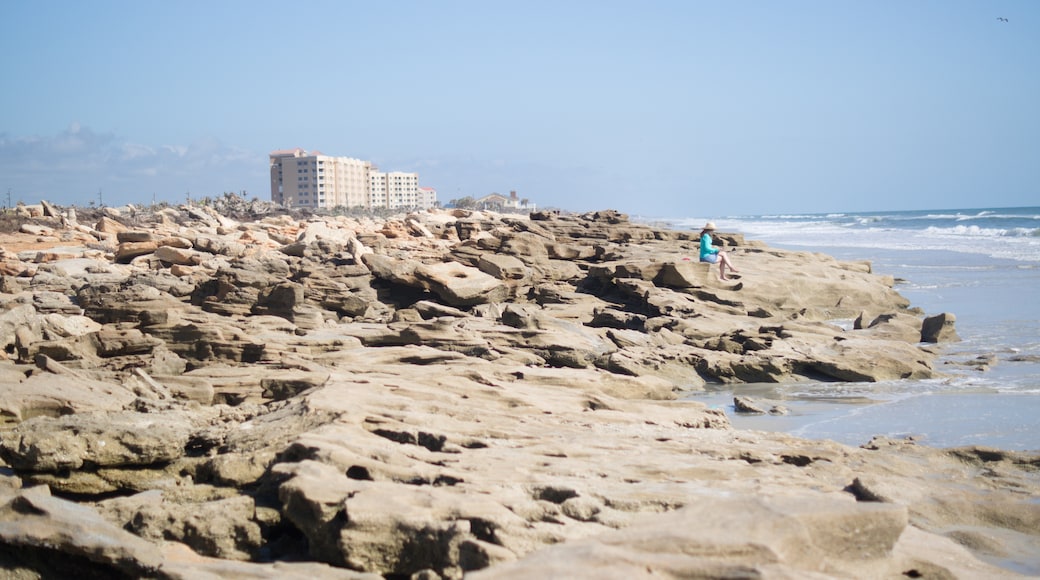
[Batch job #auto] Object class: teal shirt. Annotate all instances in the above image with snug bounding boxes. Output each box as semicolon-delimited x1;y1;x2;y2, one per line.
700;233;719;261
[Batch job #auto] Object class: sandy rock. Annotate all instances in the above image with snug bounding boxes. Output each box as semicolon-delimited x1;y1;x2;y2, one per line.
498;231;551;264
155;244;204;265
734;395;767;414
254;281;305;317
116;240;159;263
922;311;960;343
94;216;128;234
0;255;30;277
415;261;509;306
24;287;72;314
79;282;188;325
360;253;422;287
19;223;56;237
158;542;381;579
0;366;137;421
0;301;37;351
603;344;708;388
195;232;248;257
145;374;214;403
0;202;1032;578
0;410;193;472
100;490;263;560
298;219;356;245
860;311;924;342
159;235;194;249
655;259;713;287
477;252;529;281
467;495;1012;579
591;308;647;330
412;300;469;319
197;450;278;487
802;337;935;382
261;370;331;401
117;230;157;243
0;485;165;577
27;330;103;363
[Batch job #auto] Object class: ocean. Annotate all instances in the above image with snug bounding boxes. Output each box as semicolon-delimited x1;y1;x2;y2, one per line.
656;207;1040;452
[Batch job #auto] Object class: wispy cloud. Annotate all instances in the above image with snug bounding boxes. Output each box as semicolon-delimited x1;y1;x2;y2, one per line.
0;124;265;207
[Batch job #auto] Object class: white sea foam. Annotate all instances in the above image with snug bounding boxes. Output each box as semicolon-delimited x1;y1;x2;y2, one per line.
707;217;1040;262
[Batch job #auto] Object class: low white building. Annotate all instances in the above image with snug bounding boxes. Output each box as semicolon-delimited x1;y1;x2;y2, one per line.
370;171;420;209
475;190;534;211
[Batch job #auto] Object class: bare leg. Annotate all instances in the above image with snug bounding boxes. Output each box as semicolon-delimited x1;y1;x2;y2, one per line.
718;251;739;280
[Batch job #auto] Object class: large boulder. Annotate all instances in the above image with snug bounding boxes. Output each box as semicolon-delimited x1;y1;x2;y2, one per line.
477;253;530;282
99;490;262;560
0;410;193;472
655;260;713;288
921;312;960;343
415;261;509;307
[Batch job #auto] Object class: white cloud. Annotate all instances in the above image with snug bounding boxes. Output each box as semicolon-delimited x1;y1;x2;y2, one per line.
120;142;155;160
162;144;188;157
0;124;266;207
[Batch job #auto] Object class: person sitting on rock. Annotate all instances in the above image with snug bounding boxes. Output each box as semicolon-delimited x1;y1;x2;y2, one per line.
699;221;740;281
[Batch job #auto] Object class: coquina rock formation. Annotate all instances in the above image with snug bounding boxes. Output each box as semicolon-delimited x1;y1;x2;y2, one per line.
0;198;1036;579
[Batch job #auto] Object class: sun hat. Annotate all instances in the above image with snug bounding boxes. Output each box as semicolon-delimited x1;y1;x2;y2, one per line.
703;221;716;230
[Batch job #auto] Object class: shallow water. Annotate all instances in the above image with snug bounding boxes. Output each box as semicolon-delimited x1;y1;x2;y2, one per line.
690;387;1040;451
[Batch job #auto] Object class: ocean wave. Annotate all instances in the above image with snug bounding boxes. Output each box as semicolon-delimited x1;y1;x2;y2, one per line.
757;214;832;220
955;210;996;221
927;211;1040;222
654;207;1040;262
902;263;998;272
923;225;1002;237
923;225;1040;238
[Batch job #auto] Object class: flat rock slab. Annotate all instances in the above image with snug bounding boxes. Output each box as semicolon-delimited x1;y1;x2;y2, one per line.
1;410;194;471
0;368;137;422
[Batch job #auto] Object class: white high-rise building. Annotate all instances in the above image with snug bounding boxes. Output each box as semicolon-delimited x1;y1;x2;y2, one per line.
270;148;372;209
270;149;437;209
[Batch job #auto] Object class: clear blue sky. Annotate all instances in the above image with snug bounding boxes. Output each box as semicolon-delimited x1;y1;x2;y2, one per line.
2;0;1037;216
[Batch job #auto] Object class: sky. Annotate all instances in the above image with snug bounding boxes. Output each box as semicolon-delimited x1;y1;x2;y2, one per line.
2;0;1037;217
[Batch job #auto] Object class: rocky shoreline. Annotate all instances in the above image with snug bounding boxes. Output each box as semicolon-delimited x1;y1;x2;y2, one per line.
0;199;1037;578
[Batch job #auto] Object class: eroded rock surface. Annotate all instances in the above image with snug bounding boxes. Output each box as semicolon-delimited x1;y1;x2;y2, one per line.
0;199;1036;579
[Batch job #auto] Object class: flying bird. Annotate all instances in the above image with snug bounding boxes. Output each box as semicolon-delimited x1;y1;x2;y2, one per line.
997;17;1008;22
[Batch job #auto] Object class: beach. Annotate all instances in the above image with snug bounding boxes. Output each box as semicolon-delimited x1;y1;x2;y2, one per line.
1;201;1038;578
671;208;1040;451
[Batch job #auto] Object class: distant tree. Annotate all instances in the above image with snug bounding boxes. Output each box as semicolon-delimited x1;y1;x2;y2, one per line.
450;196;476;209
